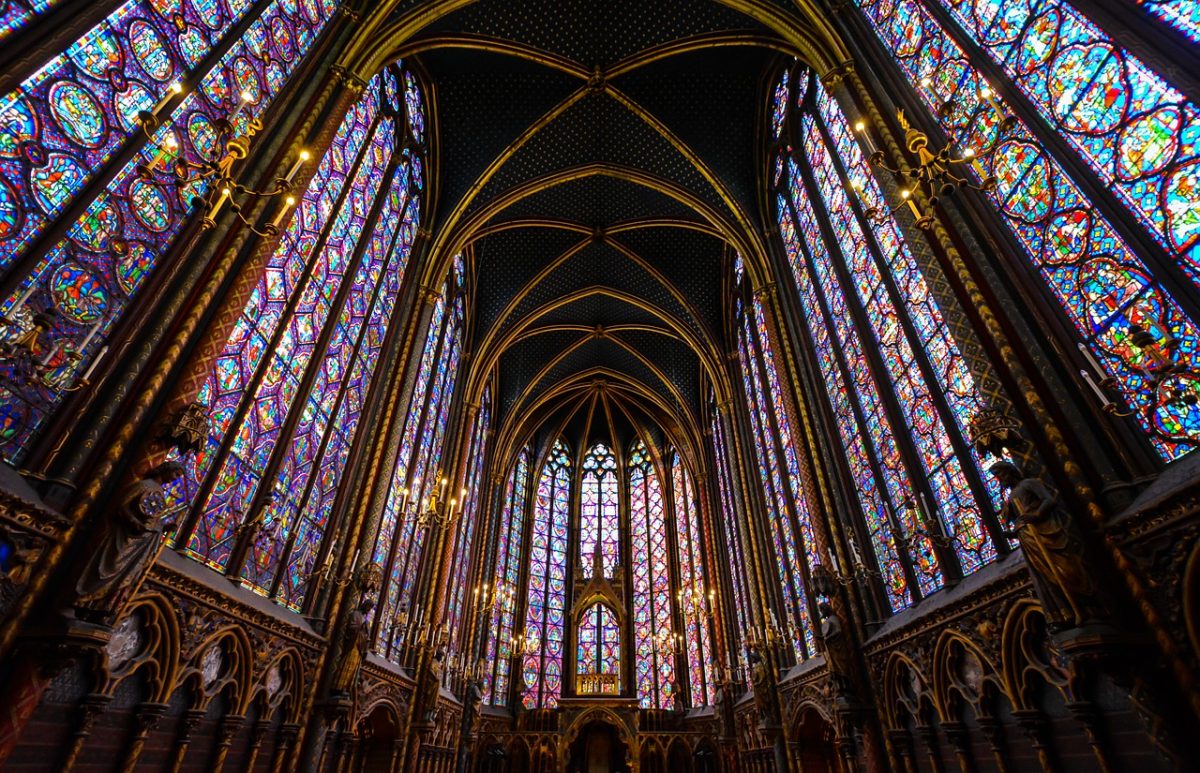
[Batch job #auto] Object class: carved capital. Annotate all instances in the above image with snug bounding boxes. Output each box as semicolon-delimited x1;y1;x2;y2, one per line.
158;402;210;456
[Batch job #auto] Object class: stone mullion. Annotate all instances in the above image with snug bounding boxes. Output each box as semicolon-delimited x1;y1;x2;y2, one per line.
696;422;734;682
302;234;430;619
747;289;823;655
742;327;806;656
367;289;442;649
0;0;282;303
805;90;1009;556
781;172;929;604
227;140;406;591
415;360;475;635
290;276;435;768
709;413;749;670
505;457;538;709
116;61;362;495
764;213;893;624
447;417;491;654
793;138;965;586
171;92;382;551
718;391;773;637
843;57;1200;718
468;472;507;671
660;452;689;708
393;314;456;634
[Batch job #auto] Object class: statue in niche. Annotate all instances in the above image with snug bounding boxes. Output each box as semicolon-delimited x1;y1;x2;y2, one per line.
464;673;485;739
989;461;1107;630
331;596;373;700
816;602;854;697
747;648;780;728
74;461;183;624
421;650;445;723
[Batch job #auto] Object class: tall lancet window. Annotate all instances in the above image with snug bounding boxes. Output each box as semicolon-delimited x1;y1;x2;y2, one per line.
852;0;1200;459
370;256;465;659
446;385;492;653
735;288;815;656
0;0;340;462
672;451;714;706
522;439;571;709
483;445;532;706
159;64;423;612
629;439;674;709
579;442;619;576
773;70;1015;612
711;407;750;640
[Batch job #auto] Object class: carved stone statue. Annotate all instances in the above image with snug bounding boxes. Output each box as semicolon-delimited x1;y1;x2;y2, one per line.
421;650;444;723
464;674;485;739
713;680;734;739
817;602;853;696
747;649;780;728
74;461;183;623
989;461;1106;630
331;597;372;699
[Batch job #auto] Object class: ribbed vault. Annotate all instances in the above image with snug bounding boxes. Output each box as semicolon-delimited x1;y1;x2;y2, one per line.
346;0;844;455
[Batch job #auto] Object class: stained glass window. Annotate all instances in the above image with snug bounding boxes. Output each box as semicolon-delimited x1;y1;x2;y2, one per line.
484;446;531;706
671;451;714;707
711;409;750;641
853;0;1200;460
446;386;491;653
1;0;61;43
629;439;675;709
522;439;570;709
736;299;814;653
576;602;620;693
579;442;619;576
0;0;340;463
770;68;1020;610
144;64;423;616
371;261;465;659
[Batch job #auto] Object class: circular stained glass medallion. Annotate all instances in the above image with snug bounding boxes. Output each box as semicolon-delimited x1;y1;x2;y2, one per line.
50;263;108;323
129;179;172;232
31;152;87;216
48;81;107;148
129;21;173;82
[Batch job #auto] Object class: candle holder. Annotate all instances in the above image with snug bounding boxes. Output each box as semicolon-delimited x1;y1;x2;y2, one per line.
136;83;306;238
1075;324;1197;421
850;101;1012;230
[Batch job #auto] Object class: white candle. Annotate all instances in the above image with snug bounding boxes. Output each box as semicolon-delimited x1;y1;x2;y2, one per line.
1080;370;1113;408
10;280;37;313
269;196;296;230
826;546;836;566
1077;342;1106;378
283;150;310;185
78;319;102;351
208;188;231;220
849;535;864;566
80;345;107;382
150;82;183;121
